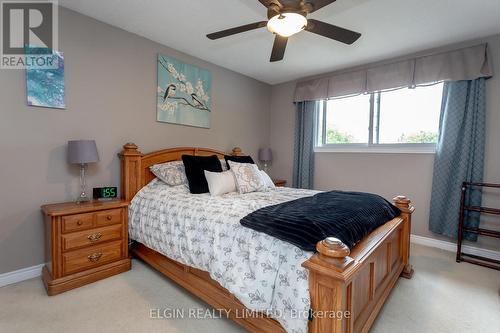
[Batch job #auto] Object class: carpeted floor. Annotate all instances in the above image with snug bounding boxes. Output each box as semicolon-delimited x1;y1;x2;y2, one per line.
0;244;499;333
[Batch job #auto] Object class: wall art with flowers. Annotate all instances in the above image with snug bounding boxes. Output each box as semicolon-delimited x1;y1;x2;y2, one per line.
157;54;212;128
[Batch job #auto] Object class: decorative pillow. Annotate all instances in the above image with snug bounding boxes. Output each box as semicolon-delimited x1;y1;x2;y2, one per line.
259;170;276;189
224;155;255;169
150;161;187;186
204;170;237;196
182;154;223;194
228;160;267;194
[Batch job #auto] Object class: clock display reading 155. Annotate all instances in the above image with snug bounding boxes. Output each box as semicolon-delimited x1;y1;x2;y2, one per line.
93;187;117;200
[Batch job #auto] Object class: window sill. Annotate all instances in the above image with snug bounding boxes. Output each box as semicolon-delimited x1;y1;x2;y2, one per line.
314;145;436;154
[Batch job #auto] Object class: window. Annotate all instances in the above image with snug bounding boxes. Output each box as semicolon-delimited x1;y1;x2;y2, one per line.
316;83;444;153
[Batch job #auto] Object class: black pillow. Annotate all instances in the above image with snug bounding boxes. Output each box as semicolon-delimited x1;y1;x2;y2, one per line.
224;155;255;169
182;155;222;194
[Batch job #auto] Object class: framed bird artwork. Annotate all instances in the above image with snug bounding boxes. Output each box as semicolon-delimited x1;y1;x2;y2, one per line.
156;54;212;128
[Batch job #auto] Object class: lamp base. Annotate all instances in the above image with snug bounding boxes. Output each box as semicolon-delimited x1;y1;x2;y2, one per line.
262;162;269;174
76;192;90;203
76;163;90;204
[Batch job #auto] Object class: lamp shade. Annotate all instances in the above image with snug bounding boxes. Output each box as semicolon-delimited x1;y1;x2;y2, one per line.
258;148;273;162
68;140;99;164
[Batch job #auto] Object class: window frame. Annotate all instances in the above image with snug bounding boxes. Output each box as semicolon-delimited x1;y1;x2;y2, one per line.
315;87;441;154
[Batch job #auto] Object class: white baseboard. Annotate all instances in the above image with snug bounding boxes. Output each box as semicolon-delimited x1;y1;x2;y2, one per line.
0;264;44;288
410;234;500;261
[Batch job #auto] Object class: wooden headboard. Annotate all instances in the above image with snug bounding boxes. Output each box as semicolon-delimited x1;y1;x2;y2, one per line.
119;143;243;201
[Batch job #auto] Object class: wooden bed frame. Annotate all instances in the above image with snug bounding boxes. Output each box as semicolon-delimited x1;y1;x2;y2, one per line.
120;143;414;333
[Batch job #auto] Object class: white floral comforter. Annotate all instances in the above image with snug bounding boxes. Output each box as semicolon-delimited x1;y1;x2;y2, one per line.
129;179;319;333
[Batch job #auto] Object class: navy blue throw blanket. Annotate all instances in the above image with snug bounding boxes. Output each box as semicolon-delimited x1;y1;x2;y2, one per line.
240;191;401;251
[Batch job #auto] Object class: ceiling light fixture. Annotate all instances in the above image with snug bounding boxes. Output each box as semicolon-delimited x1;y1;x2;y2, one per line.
206;0;362;62
267;13;307;37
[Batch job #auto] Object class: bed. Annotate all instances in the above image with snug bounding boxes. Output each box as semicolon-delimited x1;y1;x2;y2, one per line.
120;143;414;333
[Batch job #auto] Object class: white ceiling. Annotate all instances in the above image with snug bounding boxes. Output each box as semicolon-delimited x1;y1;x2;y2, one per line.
60;0;500;85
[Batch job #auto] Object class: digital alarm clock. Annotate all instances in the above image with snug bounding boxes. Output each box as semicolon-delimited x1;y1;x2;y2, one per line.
93;187;118;200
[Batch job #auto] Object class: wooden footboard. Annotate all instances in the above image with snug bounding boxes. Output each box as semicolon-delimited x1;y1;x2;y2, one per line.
120;143;414;333
303;196;414;333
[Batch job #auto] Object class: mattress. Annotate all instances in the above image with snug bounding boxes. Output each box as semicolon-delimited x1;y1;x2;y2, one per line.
129;178;319;333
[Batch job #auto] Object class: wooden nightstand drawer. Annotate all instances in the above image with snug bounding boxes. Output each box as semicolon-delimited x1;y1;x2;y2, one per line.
62;240;123;275
62;213;94;233
95;208;122;227
61;224;123;252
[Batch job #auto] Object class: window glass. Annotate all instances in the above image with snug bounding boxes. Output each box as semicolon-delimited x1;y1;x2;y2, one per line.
317;83;444;148
325;94;371;144
376;84;443;144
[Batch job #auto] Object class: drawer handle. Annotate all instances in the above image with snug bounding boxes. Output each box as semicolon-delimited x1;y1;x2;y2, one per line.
76;220;83;226
106;215;112;221
87;253;103;262
87;233;102;242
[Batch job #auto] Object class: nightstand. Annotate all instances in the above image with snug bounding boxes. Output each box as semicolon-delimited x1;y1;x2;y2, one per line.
273;179;287;187
41;200;131;295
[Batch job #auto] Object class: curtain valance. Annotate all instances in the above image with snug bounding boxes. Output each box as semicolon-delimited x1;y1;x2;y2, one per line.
294;44;492;102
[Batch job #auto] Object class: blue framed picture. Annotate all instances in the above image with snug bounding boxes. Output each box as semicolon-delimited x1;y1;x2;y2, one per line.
26;50;66;109
157;54;212;128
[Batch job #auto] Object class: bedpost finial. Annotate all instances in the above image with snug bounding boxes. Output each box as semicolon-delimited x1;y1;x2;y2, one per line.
123;142;138;151
120;143;142;157
231;147;243;156
317;237;350;258
392;195;414;213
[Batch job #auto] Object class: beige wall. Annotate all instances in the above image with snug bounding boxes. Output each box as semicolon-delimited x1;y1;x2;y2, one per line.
0;8;271;273
269;34;500;251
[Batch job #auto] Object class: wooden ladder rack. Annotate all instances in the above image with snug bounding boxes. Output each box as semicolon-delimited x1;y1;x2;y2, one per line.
456;182;500;270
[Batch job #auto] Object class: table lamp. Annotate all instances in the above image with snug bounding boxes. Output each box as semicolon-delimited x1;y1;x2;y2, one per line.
258;148;272;173
68;140;99;203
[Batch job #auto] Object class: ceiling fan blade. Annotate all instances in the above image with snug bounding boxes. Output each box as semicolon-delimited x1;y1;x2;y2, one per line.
207;21;268;40
305;19;361;44
257;0;282;9
270;35;288;62
304;0;337;13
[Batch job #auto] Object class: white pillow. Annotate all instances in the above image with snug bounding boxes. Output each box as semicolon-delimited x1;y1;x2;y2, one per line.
204;170;237;196
260;170;276;189
219;159;228;171
150;161;187;186
228;160;267;194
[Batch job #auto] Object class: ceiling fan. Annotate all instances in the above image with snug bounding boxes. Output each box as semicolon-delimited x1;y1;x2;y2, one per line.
206;0;361;62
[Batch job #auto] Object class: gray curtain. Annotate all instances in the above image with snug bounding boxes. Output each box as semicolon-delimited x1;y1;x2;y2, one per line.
293;101;318;189
429;78;486;240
